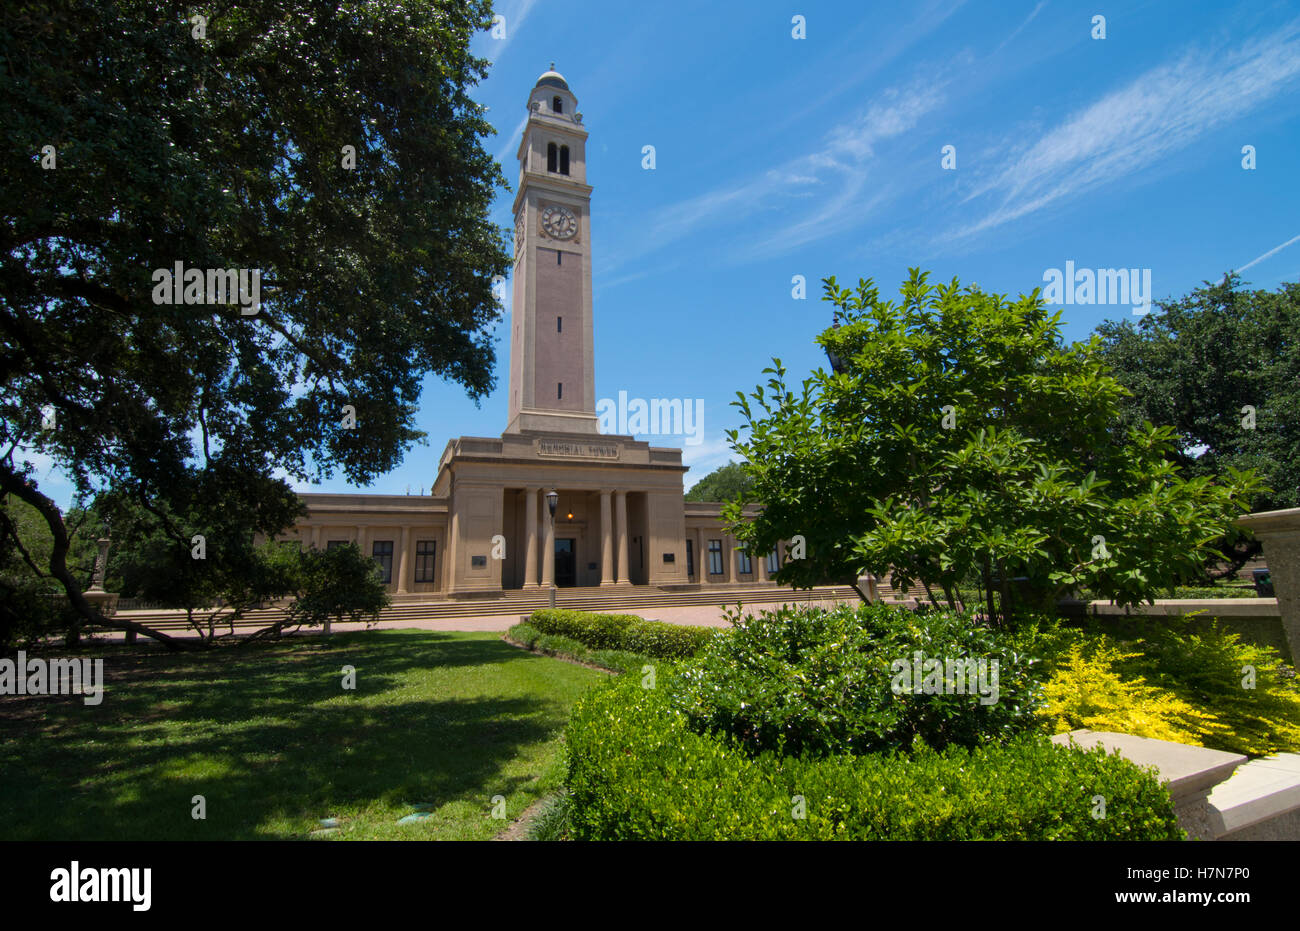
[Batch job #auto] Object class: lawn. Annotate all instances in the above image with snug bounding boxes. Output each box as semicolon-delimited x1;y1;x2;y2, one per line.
0;629;605;840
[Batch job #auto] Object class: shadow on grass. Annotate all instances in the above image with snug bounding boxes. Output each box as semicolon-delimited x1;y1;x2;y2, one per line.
0;630;597;840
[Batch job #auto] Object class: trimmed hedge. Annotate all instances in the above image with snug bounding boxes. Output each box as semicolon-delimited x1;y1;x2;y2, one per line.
529;609;715;660
507;622;647;674
565;671;1184;840
669;602;1044;757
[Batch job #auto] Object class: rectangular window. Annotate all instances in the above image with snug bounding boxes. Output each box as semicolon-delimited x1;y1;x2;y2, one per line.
557;250;562;265
326;540;348;550
737;550;752;575
707;539;723;575
558;382;563;399
372;540;394;583
686;539;694;577
767;549;780;574
414;540;437;583
557;316;562;333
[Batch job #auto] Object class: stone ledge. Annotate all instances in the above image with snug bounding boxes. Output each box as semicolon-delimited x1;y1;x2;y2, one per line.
1207;753;1300;839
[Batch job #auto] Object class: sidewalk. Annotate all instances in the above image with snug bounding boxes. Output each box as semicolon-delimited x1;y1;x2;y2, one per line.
93;594;859;643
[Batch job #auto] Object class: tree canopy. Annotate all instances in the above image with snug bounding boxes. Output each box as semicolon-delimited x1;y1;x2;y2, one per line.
1095;274;1299;573
684;461;752;503
0;1;509;644
723;270;1259;625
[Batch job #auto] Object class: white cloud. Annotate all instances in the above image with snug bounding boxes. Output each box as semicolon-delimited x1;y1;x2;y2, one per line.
644;79;946;260
681;436;739;491
952;22;1300;239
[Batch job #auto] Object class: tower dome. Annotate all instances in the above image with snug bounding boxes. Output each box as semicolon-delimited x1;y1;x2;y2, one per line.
534;62;569;91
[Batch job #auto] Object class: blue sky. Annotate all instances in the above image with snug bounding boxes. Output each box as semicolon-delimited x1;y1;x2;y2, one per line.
32;0;1300;505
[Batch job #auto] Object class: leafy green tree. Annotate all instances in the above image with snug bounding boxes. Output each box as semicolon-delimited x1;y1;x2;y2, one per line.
283;543;389;638
1;1;509;646
1095;274;1300;575
104;480;388;642
101;472;305;640
724;270;1260;625
684;461;752;503
0;494;110;648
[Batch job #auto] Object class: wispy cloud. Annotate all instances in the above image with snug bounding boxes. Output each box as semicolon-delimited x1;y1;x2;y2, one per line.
950;21;1300;239
495;112;529;167
1237;232;1300;273
483;0;541;62
993;0;1048;54
681;437;739;491
643;79;946;261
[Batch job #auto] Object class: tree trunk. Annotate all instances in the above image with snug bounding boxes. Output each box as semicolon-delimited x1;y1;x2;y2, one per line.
0;466;193;650
982;557;996;626
996;558;1013;628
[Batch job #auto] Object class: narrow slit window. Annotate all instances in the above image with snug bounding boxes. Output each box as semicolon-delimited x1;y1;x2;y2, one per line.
557;316;562;333
557;382;563;400
559;145;570;175
557;251;562;265
547;142;557;172
553;96;563;114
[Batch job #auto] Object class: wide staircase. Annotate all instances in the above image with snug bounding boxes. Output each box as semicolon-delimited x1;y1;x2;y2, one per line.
112;583;870;633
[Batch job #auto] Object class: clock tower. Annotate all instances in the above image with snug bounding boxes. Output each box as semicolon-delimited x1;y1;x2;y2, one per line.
505;65;599;435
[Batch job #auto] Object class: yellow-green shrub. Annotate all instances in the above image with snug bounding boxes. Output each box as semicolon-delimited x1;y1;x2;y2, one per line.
1038;640;1229;746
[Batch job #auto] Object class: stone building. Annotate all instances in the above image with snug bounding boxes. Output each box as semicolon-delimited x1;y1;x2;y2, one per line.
289;68;782;601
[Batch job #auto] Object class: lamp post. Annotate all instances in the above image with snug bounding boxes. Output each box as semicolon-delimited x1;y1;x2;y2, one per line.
545;490;558;607
824;311;847;374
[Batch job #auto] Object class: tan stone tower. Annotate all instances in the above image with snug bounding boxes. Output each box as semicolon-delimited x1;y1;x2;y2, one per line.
505;65;599;435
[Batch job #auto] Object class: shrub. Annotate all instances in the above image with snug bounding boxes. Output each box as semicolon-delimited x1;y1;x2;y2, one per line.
667;602;1045;757
1116;623;1300;756
1037;639;1230;746
528;609;715;660
1025;617;1300;756
565;672;1183;840
506;622;647;675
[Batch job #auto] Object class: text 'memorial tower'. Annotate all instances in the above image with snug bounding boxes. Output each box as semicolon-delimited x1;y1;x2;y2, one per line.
504;65;599;436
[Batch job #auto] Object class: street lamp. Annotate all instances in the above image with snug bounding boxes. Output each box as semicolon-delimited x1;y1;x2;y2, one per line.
545;490;558;607
824;311;847;374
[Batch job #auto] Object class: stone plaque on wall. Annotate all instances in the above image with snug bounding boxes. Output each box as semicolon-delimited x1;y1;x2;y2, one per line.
535;439;620;460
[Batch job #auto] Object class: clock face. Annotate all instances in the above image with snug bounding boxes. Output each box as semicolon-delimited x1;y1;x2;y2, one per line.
540;204;577;240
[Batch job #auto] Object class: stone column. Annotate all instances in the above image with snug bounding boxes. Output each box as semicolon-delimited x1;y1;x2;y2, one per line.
1236;507;1300;664
355;525;367;557
615;490;629;584
757;546;769;582
726;534;738;583
396;525;411;594
524;487;540;588
696;528;707;584
600;490;614;585
311;525;322;550
542;494;556;588
444;508;459;593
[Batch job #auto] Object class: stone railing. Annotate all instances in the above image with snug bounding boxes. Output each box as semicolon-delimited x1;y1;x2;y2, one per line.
1237;507;1300;666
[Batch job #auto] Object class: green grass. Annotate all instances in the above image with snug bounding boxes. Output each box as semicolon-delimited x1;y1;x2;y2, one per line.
0;630;604;840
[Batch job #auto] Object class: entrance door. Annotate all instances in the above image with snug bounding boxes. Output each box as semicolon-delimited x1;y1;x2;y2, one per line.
554;538;577;587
